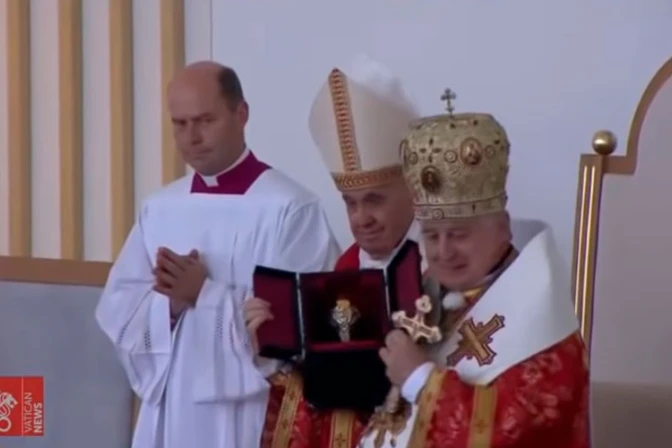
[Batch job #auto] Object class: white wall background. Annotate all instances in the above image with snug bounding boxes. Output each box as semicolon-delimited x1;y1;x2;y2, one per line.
592;74;672;386
211;0;672;263
2;0;671;264
0;0;212;261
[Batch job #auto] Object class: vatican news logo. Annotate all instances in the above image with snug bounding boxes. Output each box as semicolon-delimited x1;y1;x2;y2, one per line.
0;377;44;437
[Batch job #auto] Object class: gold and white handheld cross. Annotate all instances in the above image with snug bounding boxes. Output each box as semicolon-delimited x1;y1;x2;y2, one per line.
392;295;442;344
384;295;442;413
330;298;360;342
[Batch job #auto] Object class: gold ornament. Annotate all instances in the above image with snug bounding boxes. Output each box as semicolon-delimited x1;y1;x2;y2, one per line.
420;166;442;193
591;130;617;156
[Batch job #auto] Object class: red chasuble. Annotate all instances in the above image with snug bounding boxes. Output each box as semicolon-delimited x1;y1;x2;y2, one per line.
401;332;590;447
261;372;369;448
334;243;361;270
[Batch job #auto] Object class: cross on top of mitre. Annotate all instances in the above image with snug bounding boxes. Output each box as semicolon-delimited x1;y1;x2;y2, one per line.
440;88;457;116
391;295;442;344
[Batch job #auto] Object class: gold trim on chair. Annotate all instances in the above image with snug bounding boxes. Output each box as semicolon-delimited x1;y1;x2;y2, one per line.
571;131;613;358
571;56;672;358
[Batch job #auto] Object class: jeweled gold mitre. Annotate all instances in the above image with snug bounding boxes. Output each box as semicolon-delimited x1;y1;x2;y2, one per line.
400;88;511;220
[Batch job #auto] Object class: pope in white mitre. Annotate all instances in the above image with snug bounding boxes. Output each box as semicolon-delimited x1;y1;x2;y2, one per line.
358;92;591;447
251;54;428;448
95;61;340;448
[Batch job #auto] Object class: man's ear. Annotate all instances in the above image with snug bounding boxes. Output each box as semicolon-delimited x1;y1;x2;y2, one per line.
236;101;249;126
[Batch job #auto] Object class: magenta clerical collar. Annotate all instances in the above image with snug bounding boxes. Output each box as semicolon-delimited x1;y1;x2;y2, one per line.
190;151;270;195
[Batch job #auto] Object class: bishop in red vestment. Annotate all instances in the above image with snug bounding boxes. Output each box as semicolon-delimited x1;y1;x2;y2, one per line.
358;93;590;447
244;54;427;447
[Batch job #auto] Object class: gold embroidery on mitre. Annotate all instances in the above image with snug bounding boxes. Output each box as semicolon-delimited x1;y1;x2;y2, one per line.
332;165;403;191
400;89;511;220
328;69;362;173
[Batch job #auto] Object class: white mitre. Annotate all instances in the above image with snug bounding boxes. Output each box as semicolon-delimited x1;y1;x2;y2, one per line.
308;54;420;191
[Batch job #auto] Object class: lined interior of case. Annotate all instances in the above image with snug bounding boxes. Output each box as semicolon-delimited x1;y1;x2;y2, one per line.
299;269;387;350
253;266;301;356
253;240;424;359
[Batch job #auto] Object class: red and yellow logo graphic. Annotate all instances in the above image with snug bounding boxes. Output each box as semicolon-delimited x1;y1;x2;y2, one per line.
0;377;44;436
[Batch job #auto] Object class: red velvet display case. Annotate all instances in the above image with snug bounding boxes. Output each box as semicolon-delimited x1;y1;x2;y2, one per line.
253;240;423;412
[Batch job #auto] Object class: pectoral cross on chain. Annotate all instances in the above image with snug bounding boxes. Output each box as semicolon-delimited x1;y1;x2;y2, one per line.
446;315;506;367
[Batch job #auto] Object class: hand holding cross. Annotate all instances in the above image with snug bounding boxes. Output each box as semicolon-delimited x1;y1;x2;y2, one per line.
361;296;442;446
382;295;442;414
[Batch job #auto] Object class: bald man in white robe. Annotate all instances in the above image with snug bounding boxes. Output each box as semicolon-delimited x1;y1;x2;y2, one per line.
95;61;340;448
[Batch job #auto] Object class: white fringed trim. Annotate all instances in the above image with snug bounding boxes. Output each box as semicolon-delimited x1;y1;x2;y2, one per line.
442;291;466;310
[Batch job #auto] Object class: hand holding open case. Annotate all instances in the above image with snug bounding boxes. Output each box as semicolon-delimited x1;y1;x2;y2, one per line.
252;240;424;412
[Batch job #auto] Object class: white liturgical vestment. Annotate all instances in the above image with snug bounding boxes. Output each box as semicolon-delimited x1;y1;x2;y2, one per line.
95;156;340;448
